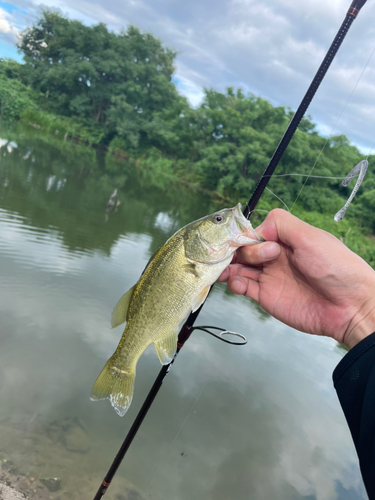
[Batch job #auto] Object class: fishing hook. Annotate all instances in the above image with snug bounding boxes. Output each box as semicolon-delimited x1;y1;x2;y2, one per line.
334;159;368;221
192;325;247;345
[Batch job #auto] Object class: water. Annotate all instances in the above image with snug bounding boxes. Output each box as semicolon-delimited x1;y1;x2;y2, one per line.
0;129;367;500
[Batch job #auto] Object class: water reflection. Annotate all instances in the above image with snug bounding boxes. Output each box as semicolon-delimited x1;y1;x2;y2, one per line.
0;130;367;500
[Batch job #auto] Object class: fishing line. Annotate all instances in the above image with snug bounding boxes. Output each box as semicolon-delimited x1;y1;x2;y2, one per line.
266;170;368;219
143;381;208;497
289;43;375;214
252;173;352;216
365;135;375;159
366;145;375;159
265;187;290;212
248;209;271;215
266;173;347;179
261;174;350;216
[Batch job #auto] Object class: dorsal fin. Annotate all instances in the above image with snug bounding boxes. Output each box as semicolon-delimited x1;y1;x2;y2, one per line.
141;248;160;276
111;286;135;328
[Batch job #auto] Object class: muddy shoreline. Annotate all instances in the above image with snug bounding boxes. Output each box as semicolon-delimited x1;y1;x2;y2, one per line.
0;449;68;500
0;415;143;500
0;480;28;500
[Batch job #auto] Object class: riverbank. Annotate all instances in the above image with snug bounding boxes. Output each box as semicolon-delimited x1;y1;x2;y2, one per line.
0;480;28;500
0;414;144;500
0;460;68;500
1;462;30;500
0;445;64;500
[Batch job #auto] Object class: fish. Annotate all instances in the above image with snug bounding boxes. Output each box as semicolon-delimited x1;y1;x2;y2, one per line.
91;203;262;416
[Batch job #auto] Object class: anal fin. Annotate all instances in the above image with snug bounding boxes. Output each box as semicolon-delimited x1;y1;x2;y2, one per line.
154;330;178;365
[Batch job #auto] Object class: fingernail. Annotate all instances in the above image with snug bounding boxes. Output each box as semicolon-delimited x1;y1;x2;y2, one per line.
260;242;280;260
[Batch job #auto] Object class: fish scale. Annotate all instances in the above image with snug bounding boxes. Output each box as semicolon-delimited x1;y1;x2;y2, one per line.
91;203;261;416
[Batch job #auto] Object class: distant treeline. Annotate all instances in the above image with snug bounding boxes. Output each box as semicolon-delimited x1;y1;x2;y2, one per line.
1;10;375;262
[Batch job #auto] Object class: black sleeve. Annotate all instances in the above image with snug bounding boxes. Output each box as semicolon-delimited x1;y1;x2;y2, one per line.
333;332;375;500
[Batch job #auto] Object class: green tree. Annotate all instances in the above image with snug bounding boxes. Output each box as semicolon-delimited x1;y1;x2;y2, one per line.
191;88;290;199
4;9;373;245
0;59;39;123
18;10;182;144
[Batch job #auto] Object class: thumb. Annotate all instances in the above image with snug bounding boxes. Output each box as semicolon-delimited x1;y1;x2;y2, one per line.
257;209;320;249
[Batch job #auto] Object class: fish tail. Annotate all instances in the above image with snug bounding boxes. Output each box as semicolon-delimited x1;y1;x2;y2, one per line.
90;355;136;417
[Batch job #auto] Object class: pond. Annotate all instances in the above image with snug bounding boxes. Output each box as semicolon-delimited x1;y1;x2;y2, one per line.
0;128;367;500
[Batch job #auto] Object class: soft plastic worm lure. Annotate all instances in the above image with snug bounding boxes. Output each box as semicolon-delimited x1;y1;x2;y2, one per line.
334;160;368;221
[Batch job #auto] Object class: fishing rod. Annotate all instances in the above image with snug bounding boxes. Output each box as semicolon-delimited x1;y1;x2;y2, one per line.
92;1;368;498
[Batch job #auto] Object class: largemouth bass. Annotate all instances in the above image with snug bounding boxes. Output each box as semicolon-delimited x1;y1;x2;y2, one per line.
91;203;261;416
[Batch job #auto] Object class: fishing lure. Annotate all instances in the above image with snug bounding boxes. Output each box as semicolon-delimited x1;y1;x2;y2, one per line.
334;160;368;221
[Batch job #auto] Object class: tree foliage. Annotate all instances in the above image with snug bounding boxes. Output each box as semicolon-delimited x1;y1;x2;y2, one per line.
0;59;39;122
18;10;182;148
1;10;374;247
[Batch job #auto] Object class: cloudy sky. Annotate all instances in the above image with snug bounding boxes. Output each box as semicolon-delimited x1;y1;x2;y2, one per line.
1;0;375;152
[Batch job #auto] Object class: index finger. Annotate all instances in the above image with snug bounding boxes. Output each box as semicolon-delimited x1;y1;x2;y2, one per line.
236;240;281;266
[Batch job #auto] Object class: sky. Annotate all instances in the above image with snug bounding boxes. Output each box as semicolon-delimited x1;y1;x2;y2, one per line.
1;0;375;153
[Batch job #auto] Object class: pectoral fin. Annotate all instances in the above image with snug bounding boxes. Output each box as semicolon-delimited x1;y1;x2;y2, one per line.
183;262;199;277
191;286;210;313
154;330;178;365
111;285;135;328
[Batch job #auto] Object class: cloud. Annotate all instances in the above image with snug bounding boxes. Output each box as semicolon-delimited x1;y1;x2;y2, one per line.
0;7;20;45
4;0;375;152
173;72;204;108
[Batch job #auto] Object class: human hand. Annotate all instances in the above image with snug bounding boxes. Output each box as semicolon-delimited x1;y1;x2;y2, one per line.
218;209;375;349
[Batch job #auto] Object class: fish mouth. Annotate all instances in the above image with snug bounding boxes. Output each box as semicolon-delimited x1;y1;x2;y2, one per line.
231;203;264;245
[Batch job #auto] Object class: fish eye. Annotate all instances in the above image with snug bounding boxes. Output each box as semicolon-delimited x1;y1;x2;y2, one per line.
213;214;225;224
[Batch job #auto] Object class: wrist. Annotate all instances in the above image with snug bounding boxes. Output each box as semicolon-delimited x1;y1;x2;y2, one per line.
344;306;375;350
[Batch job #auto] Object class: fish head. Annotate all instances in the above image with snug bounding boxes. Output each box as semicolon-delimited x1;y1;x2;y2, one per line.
184;203;263;264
